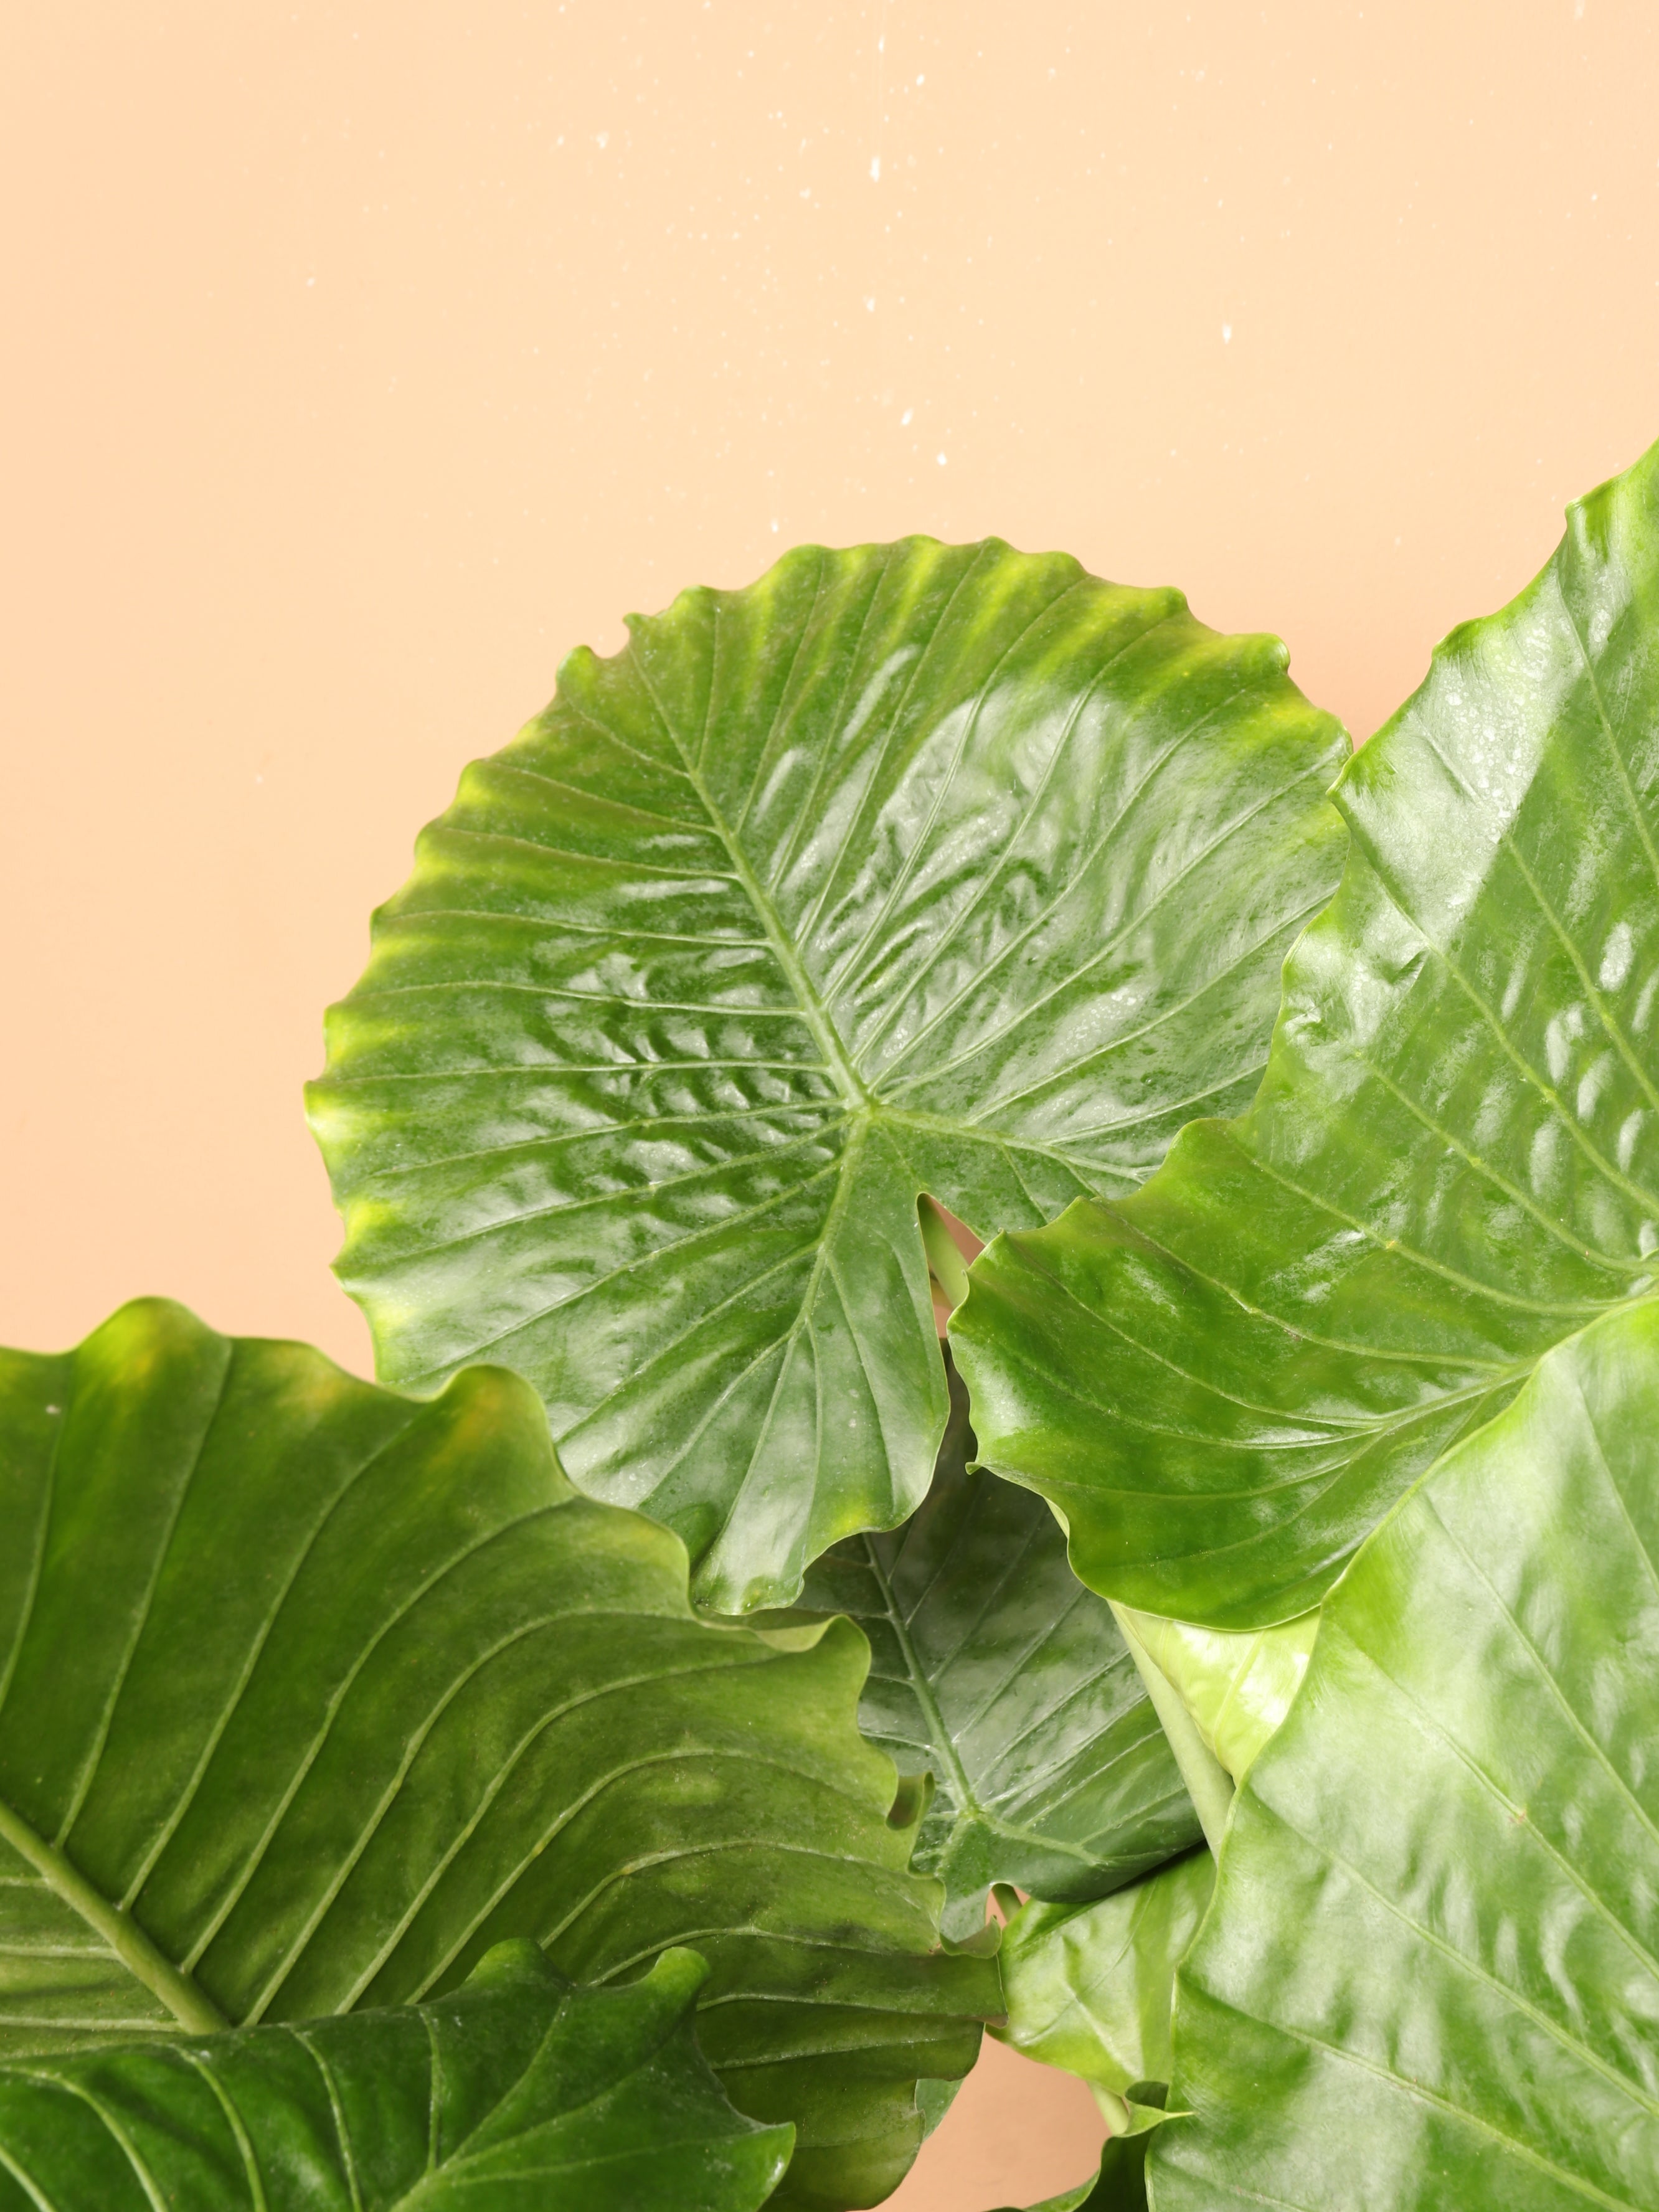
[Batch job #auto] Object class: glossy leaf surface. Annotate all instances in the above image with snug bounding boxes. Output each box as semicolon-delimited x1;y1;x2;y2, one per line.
1117;1609;1318;1782
0;1300;999;2211
956;438;1659;1627
308;537;1346;1610
773;1358;1199;1933
993;1851;1212;2131
1152;1297;1659;2210
0;1942;793;2212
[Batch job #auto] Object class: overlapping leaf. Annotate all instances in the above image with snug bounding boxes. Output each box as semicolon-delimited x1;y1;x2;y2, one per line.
993;1850;1213;2132
0;1941;792;2212
1115;1609;1318;1783
0;1299;999;2211
307;536;1347;1610
956;438;1659;1628
1151;1296;1659;2210
770;1358;1199;1934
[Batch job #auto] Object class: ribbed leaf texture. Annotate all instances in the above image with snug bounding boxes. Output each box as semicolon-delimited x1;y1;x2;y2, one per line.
0;1300;998;2210
1153;1298;1659;2209
308;535;1346;1610
775;1358;1199;1934
957;438;1659;1627
0;1942;792;2212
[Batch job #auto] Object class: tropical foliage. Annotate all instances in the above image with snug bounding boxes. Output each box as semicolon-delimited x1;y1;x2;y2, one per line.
11;443;1659;2206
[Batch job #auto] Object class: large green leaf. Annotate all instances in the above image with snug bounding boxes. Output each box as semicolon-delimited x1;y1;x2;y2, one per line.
306;536;1347;1611
955;438;1659;1628
1151;1297;1659;2210
0;1299;999;2211
765;1357;1200;1935
0;1941;792;2211
993;1850;1213;2132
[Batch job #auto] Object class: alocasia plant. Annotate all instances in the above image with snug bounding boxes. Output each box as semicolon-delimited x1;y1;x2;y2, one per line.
19;448;1659;2208
306;536;1347;1614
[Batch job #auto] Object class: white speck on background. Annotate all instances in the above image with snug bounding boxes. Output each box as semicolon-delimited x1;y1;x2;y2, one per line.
937;451;947;465
900;407;913;424
770;519;780;532
596;131;609;149
864;295;876;310
1222;322;1231;342
870;154;881;181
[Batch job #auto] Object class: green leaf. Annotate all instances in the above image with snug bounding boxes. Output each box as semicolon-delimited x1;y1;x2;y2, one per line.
306;537;1347;1612
995;2134;1153;2212
955;437;1659;1628
1113;1609;1318;1783
1151;1296;1659;2211
993;1851;1212;2131
0;1940;793;2212
765;1356;1201;1934
0;1299;1000;2211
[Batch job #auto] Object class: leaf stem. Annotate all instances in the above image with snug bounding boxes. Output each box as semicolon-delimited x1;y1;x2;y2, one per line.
1109;1604;1234;1856
0;1794;229;2035
919;1199;972;1310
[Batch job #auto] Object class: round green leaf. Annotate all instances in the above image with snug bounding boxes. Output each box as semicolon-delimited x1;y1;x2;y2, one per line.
1152;1295;1659;2210
777;1355;1200;1934
307;537;1346;1611
0;1944;793;2212
0;1300;998;2211
955;437;1659;1628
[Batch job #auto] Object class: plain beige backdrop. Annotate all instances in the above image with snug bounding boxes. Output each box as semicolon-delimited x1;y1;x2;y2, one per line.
4;2;1658;2202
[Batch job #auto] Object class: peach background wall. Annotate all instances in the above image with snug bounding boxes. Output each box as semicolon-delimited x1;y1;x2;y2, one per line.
4;4;1658;2202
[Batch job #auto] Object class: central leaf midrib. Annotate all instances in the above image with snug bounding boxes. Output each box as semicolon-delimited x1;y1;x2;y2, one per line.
0;1790;227;2036
859;1539;979;1817
658;732;870;1112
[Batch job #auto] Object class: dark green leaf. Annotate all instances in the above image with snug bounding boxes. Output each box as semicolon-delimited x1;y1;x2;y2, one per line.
0;1940;793;2211
956;438;1659;1628
307;537;1346;1611
0;1300;999;2210
1151;1296;1659;2211
763;1357;1200;1934
995;2132;1152;2212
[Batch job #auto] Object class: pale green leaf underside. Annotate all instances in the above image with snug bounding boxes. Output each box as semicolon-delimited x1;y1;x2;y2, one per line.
0;1942;792;2212
776;1358;1199;1934
1153;1296;1659;2210
308;534;1346;1610
957;437;1659;1628
0;1300;998;2212
995;1850;1213;2131
1116;1608;1318;1783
